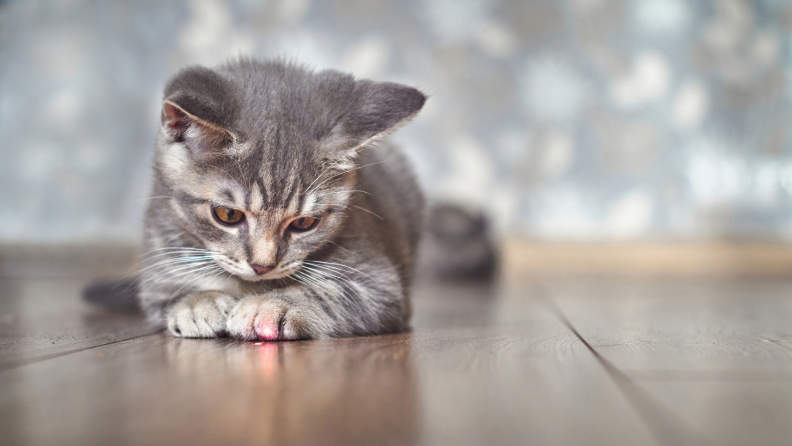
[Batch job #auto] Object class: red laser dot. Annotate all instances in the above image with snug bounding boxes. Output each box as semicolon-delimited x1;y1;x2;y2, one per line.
262;326;275;338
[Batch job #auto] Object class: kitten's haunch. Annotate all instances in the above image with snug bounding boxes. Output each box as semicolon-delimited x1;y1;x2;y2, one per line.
139;58;426;341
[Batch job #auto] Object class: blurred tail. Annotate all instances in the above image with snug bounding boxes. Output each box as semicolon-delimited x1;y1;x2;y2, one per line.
82;277;141;313
421;203;498;280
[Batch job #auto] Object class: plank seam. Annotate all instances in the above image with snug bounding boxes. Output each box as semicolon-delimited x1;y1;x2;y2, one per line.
0;330;163;373
539;288;711;446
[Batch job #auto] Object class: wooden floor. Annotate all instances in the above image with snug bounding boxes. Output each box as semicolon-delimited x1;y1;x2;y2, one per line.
2;249;792;445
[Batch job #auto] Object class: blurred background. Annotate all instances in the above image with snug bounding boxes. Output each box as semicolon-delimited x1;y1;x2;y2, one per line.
1;0;791;246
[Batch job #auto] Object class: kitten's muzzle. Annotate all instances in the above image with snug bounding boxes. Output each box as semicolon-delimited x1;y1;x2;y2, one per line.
250;263;275;275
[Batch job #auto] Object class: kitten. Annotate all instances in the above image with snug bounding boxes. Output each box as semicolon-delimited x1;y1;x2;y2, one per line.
140;58;426;341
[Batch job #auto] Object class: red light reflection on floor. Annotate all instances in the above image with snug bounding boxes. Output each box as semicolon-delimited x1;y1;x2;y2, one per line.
253;341;279;379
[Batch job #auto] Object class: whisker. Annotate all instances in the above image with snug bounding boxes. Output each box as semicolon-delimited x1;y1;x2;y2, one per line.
305;161;385;196
142;260;217;286
138;256;215;274
163;231;186;245
139;249;220;263
351;205;383;220
301;263;351;281
140;246;214;253
293;271;344;316
140;251;215;260
131;196;173;203
164;265;225;308
297;270;352;310
315;189;372;197
294;271;324;289
139;251;217;264
300;265;368;310
304;260;377;283
326;240;354;254
153;263;222;288
298;267;364;315
299;265;346;283
138;246;215;258
172;265;227;296
304;164;339;196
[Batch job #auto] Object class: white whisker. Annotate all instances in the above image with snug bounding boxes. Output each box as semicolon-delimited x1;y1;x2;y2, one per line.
172;265;227;296
155;263;223;288
304;260;377;283
132;196;172;203
298;267;364;316
139;255;214;273
351;205;383;220
305;161;385;196
142;260;217;286
138;246;215;258
316;189;372;197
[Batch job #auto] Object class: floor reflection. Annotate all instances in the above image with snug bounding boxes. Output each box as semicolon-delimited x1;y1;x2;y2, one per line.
166;334;421;446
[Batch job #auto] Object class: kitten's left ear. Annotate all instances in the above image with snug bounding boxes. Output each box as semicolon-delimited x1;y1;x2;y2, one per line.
339;80;427;149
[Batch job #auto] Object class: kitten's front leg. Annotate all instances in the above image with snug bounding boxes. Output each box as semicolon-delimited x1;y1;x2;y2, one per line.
225;289;334;341
226;266;407;341
166;291;238;338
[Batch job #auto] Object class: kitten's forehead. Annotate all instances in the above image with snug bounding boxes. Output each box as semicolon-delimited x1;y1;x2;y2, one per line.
160;132;330;218
202;156;323;216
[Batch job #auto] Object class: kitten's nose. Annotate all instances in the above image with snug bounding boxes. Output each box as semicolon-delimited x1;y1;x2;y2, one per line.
250;263;275;275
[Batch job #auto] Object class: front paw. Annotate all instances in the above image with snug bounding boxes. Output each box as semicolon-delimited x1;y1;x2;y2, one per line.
166;291;237;338
226;295;313;341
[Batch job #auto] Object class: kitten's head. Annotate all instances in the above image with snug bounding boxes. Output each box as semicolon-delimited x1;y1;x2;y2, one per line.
153;59;425;282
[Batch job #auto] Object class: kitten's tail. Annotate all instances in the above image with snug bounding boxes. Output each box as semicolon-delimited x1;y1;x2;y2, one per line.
82;277;142;313
422;203;498;280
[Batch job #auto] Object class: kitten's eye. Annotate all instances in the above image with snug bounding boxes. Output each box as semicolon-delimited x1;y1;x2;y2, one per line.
289;216;318;231
212;206;245;225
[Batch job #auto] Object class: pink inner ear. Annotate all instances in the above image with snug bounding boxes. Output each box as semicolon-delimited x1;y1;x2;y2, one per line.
162;102;188;133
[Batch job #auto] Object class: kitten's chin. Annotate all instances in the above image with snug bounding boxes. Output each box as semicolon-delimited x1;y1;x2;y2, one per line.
235;273;269;282
233;264;300;282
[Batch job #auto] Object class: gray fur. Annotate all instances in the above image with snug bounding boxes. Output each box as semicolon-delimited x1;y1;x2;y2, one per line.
139;58;426;341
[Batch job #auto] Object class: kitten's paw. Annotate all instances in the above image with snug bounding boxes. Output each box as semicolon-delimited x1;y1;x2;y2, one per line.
166;291;237;338
226;296;311;341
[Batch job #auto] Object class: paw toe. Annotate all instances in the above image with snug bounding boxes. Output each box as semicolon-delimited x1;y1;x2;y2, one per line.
227;298;295;341
166;294;230;338
280;310;309;341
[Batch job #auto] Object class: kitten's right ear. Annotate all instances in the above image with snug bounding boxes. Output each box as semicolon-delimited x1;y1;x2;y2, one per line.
160;66;239;158
161;102;189;135
160;100;233;156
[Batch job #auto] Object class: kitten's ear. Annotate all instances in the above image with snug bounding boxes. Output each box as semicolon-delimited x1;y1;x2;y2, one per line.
339;80;427;148
160;100;233;156
161;66;239;158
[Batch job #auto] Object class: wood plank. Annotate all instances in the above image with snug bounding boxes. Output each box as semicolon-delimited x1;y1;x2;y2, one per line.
0;332;657;446
636;381;792;446
545;279;792;373
0;277;157;371
544;278;792;446
502;240;792;278
0;280;657;446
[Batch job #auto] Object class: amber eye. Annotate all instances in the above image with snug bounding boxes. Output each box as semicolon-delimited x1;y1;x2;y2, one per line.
289;216;318;231
212;206;245;225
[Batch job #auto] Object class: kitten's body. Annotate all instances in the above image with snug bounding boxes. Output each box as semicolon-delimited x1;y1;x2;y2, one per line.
140;59;425;341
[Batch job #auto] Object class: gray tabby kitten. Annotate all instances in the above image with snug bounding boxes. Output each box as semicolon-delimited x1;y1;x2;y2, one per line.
140;58;425;341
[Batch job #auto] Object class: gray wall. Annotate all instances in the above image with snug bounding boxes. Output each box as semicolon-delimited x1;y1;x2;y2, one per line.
1;0;791;243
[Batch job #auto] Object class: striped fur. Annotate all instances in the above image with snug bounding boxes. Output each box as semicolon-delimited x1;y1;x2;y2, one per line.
139;58;426;341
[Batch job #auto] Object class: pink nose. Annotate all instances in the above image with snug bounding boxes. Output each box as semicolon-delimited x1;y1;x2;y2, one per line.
251;264;274;275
